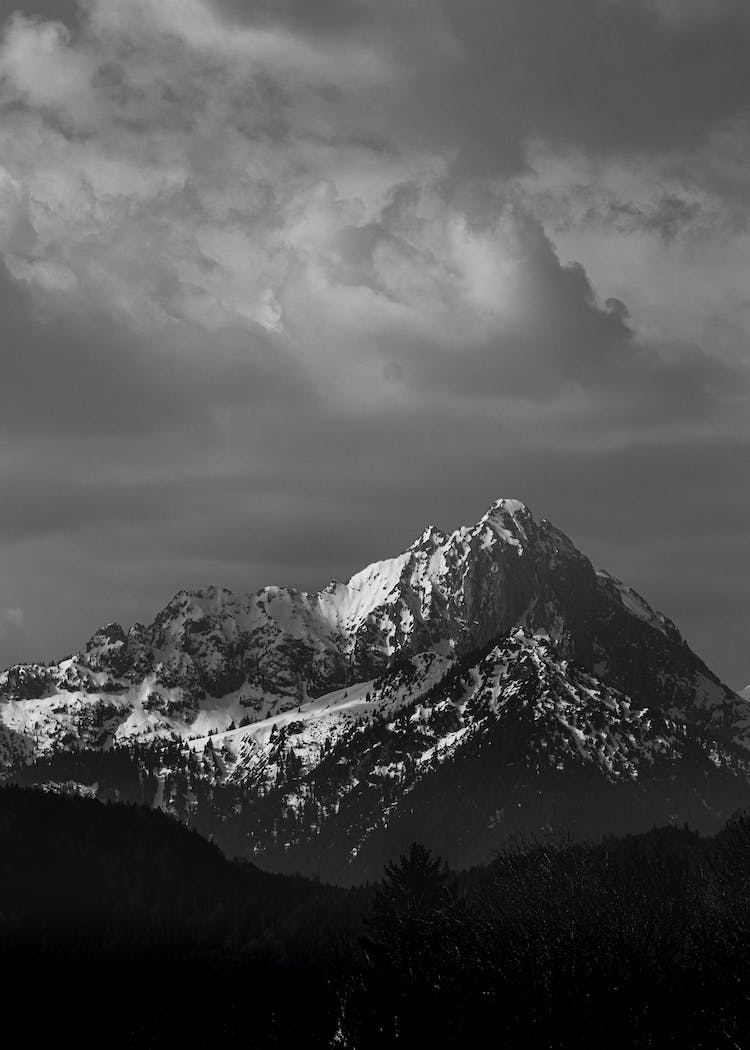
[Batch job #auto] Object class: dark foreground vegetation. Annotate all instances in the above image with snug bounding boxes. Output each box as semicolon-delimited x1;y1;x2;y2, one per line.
3;787;750;1048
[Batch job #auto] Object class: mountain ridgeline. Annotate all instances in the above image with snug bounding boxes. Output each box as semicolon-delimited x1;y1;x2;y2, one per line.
1;498;748;881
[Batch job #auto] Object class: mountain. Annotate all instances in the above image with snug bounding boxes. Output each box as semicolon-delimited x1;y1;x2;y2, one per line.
2;497;749;880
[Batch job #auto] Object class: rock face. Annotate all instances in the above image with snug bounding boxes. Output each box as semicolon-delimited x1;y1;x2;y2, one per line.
2;498;749;881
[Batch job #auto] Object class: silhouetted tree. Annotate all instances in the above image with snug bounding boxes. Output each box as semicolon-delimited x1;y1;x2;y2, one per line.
348;844;461;1047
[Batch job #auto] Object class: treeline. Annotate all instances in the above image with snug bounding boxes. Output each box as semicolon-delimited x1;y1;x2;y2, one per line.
347;830;750;1048
3;786;750;1048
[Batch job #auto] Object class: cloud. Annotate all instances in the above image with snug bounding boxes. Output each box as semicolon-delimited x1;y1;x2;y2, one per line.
0;14;98;122
0;261;310;439
0;608;26;657
0;0;747;687
0;607;24;631
0;1;80;28
208;0;750;171
636;0;744;26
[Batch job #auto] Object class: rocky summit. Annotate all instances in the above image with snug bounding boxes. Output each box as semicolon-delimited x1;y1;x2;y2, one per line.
2;498;749;881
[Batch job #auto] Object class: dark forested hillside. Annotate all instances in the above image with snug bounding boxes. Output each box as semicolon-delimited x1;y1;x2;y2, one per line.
0;787;363;1048
5;787;750;1048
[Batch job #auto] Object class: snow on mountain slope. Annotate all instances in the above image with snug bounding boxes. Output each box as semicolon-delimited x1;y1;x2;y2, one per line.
2;496;749;877
223;630;750;879
201;649;454;797
1;494;746;760
0;498;575;747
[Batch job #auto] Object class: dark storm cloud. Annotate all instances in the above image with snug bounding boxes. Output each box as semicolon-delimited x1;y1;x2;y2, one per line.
432;0;750;156
603;197;707;242
322;200;746;413
211;0;750;171
1;375;747;684
0;473;176;541
0;263;309;438
0;0;747;688
0;1;80;26
214;0;374;36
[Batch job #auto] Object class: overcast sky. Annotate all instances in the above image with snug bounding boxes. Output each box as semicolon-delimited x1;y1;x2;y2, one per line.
0;0;748;687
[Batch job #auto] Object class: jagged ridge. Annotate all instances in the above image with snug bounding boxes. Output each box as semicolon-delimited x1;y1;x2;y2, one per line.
2;497;749;879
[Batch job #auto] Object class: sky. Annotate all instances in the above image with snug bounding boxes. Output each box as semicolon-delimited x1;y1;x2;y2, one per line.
0;0;748;687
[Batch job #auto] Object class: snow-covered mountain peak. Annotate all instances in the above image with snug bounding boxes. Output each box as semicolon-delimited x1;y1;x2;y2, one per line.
2;494;747;819
165;585;238;612
2;494;749;879
475;498;532;551
86;622;127;650
410;524;448;550
483;496;530;519
402;499;533;559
